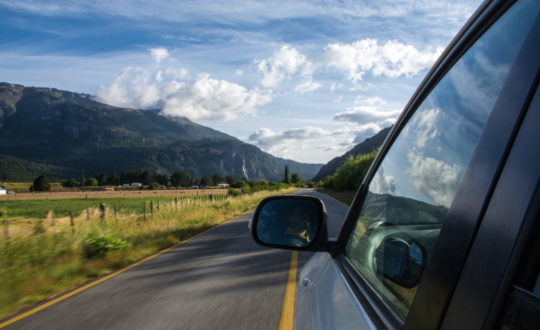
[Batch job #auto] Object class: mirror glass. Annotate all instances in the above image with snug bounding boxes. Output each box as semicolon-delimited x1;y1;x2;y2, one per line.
374;237;425;288
255;198;321;248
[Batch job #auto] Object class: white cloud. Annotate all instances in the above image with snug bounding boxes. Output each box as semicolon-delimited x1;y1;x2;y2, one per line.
325;39;442;82
334;106;401;125
407;152;460;208
257;45;315;88
414;108;440;148
161;73;271;121
370;166;396;195
97;66;162;108
150;47;169;64
97;48;270;121
248;126;352;159
294;79;322;94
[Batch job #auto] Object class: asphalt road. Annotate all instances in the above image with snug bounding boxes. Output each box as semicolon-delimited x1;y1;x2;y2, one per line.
4;189;349;330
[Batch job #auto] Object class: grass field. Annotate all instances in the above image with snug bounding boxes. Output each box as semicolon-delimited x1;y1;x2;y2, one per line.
0;193;227;218
0;187;296;319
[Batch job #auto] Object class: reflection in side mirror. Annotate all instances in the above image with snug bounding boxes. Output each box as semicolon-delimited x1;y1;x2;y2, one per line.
251;196;326;249
374;236;425;288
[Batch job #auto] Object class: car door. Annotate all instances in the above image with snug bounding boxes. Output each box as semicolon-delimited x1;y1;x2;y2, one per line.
296;0;540;329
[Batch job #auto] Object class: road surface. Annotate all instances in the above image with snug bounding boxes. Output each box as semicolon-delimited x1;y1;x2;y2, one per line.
3;189;349;330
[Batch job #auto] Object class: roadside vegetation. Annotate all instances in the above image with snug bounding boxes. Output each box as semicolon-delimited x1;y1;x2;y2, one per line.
317;149;379;205
0;186;297;319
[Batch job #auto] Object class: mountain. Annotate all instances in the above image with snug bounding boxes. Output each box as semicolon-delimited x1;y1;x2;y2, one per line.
0;82;322;181
312;127;391;181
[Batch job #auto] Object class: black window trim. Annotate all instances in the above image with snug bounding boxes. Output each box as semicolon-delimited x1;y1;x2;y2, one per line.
441;59;540;329
326;0;536;328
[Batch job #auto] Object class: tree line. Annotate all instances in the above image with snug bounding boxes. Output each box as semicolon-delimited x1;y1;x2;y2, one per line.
29;166;307;192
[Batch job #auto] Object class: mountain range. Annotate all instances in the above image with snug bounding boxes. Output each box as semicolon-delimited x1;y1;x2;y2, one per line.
312;126;391;181
0;83;323;182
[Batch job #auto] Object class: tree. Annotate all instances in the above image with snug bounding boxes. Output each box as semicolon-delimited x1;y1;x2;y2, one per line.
291;173;302;185
212;173;224;184
201;175;214;187
171;170;192;187
86;178;98;186
30;175;51;192
80;169;86;187
283;165;290;184
96;173;106;186
250;180;269;192
154;173;169;186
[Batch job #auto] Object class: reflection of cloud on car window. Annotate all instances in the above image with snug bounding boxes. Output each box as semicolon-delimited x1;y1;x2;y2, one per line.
407;151;459;208
370;166;396;195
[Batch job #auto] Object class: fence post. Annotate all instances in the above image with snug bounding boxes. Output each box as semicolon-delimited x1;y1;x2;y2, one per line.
209;195;213;203
70;211;75;234
175;197;178;212
157;201;160;214
150;201;154;220
114;205;118;223
100;203;106;223
86;208;90;220
143;202;147;222
48;210;55;227
2;219;8;241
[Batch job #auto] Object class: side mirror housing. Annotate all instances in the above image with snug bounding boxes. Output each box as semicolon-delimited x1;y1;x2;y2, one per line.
250;195;329;251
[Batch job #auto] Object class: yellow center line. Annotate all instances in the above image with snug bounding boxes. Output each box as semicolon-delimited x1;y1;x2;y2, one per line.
0;219;234;329
279;251;298;330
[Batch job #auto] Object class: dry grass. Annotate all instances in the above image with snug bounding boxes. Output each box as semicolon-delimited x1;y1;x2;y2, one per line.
0;188;228;201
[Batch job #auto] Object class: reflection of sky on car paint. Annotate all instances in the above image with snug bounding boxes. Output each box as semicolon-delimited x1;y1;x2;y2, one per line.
370;0;540;207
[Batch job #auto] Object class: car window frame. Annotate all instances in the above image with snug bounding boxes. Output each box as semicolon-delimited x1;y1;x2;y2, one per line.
328;0;540;328
441;70;540;328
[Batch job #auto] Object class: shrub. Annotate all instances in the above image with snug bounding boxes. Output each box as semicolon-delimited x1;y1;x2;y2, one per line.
250;180;269;192
148;182;161;190
86;178;98;186
228;188;241;196
83;234;130;259
324;149;378;191
62;179;80;188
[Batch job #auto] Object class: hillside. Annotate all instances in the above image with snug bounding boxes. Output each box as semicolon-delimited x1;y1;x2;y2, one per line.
312;127;391;181
0;82;322;181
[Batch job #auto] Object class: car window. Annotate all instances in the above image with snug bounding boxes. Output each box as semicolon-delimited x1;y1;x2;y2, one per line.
344;0;540;320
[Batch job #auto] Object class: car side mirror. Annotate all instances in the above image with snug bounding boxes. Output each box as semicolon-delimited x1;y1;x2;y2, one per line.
374;236;426;288
250;195;329;251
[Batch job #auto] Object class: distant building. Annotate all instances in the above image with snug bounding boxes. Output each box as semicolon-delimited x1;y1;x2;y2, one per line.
217;182;230;188
130;182;142;187
0;187;6;195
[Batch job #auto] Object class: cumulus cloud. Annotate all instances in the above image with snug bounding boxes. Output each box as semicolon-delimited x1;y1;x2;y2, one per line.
97;66;163;108
407;152;460;208
415;108;440;148
325;39;442;82
257;45;316;88
161;73;271;121
150;47;169;64
334;96;401;126
97;48;270;121
370;166;396;195
248;126;352;159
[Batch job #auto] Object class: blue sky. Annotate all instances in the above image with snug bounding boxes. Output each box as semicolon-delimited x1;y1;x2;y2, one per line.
0;0;481;164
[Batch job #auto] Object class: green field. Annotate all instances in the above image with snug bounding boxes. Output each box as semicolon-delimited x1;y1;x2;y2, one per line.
0;195;223;219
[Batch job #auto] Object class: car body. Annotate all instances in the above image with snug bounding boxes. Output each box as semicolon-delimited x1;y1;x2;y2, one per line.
250;0;540;328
